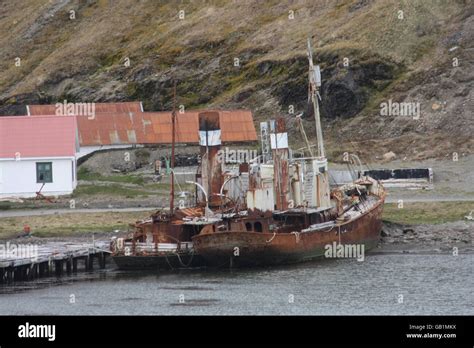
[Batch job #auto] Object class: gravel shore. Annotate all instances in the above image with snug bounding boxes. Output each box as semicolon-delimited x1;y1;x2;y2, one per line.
377;220;473;253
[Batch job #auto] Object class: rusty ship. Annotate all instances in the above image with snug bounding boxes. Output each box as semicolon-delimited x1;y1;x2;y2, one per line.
191;39;386;267
111;39;386;269
111;84;233;270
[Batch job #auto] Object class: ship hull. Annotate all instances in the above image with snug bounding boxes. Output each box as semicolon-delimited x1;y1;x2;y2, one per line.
192;198;384;267
112;253;205;270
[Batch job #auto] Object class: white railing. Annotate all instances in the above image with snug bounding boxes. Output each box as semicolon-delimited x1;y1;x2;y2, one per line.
113;240;194;255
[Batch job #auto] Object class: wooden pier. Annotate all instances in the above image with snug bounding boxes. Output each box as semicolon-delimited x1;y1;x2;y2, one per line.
0;241;110;283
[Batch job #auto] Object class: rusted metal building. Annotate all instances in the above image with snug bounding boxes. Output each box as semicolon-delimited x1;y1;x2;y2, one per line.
26;103;257;158
27;101;144;115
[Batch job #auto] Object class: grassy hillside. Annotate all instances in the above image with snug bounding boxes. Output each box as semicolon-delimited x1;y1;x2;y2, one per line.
0;0;472;162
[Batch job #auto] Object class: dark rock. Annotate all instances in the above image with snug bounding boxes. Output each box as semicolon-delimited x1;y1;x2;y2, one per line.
416;24;427;37
132;66;154;82
234;88;254;102
257;61;273;75
349;0;371;12
0;92;50;115
274;76;308;114
321;79;364;119
382;222;405;237
454;87;470;97
444;31;462;47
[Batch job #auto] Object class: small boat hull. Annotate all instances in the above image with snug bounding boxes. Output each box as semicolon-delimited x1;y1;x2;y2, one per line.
112;253;205;270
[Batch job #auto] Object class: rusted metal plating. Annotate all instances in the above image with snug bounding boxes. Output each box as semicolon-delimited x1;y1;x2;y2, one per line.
199;112;223;207
272;118;290;210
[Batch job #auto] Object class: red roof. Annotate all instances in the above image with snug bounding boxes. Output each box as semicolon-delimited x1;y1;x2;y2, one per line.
75;110;257;145
0;116;77;158
25;102;257;145
28;102;143;115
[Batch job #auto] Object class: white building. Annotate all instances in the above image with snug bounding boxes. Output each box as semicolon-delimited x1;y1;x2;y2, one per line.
0;116;79;198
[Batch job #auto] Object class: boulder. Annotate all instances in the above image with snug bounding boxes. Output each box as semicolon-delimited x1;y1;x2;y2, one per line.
382;151;396;162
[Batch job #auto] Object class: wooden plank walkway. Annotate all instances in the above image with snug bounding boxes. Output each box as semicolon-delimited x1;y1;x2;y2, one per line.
0;241;110;283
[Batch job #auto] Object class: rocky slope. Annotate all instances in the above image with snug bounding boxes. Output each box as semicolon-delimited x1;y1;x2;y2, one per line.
0;0;472;161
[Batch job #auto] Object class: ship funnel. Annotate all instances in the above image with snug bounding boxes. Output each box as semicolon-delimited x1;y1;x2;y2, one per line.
271;118;290;210
198;111;223;207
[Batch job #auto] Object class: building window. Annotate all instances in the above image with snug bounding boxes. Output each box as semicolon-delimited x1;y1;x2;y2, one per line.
36;162;53;183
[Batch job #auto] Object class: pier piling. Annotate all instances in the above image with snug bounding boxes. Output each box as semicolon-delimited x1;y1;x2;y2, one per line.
66;258;72;274
72;258;78;273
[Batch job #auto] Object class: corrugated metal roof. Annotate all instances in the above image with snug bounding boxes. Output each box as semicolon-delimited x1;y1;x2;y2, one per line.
0;116;77;158
24;103;257;145
74;110;257;146
27;102;143;115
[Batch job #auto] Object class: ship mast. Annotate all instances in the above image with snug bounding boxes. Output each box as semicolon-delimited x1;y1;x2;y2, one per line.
307;38;325;159
297;39;331;209
170;81;176;214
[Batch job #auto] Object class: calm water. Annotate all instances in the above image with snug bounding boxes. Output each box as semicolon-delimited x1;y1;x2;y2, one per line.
0;253;472;315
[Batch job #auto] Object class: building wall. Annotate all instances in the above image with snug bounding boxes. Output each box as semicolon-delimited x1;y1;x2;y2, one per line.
0;157;77;198
77;144;143;159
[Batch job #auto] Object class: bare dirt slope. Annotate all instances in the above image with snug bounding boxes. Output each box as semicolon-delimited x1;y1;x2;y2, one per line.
0;0;472;160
